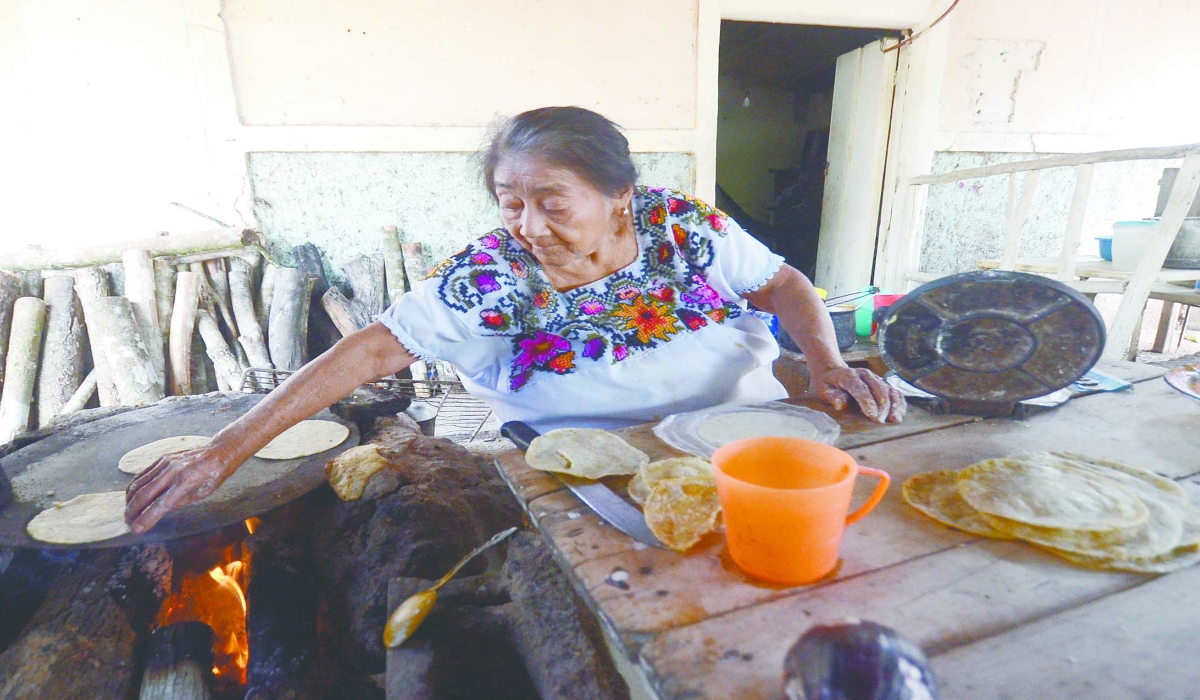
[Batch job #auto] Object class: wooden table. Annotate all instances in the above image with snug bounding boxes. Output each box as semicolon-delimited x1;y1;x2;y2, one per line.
491;361;1200;700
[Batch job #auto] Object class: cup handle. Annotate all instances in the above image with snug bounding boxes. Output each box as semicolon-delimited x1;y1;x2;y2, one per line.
845;465;890;526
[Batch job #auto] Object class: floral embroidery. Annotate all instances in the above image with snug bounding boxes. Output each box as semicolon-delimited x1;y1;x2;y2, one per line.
431;186;743;391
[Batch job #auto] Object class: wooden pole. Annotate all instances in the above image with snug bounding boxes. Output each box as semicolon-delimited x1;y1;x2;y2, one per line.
60;369;97;415
1056;164;1096;282
0;227;263;271
139;622;215;700
197;304;244;392
268;268;310;371
74;268;120;406
0;271;19;392
999;170;1039;272
94;297;165;405
0;298;47;443
321;287;372;337
381;225;408;304
36;276;86;427
229;259;272;369
169;271;201;396
123;249;165;385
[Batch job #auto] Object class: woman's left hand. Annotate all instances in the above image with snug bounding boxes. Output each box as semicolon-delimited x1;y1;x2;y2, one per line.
811;365;906;424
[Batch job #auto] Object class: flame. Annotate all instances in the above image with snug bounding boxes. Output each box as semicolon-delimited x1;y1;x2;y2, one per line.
245;517;260;534
157;544;251;687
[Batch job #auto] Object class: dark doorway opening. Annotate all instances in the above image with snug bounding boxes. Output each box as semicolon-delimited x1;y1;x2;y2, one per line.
716;21;897;279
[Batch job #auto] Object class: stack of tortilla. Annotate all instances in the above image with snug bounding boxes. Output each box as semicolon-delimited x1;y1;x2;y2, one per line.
902;452;1200;573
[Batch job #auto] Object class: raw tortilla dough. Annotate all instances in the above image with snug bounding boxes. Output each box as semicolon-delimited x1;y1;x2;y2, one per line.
118;435;211;474
697;411;819;447
255;420;350;460
26;491;131;544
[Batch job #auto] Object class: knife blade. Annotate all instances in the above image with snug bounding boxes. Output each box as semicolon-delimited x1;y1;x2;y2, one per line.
500;421;666;549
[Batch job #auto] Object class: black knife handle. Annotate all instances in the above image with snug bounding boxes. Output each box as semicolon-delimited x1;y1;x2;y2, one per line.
500;421;540;452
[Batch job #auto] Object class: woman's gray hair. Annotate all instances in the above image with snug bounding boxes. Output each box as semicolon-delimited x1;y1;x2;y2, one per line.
481;106;638;200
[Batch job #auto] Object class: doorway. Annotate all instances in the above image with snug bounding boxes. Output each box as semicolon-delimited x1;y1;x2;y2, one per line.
716;22;899;291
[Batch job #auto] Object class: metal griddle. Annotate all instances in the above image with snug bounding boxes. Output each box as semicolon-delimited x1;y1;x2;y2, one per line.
877;270;1107;416
0;393;358;550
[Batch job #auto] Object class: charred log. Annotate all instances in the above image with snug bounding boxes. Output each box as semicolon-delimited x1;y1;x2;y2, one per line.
244;541;321;700
139;621;216;700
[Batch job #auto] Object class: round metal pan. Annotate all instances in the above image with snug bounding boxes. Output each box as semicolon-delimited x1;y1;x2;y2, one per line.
0;393;359;549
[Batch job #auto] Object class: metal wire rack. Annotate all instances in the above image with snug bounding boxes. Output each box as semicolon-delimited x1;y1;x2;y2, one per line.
239;365;495;443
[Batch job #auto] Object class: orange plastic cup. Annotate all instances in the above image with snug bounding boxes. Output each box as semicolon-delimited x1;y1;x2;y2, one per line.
711;437;890;585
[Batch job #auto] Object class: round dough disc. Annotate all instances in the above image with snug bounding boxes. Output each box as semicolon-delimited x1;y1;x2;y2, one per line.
255;420;350;460
118;435;211;475
27;491;131;544
697;411;819;448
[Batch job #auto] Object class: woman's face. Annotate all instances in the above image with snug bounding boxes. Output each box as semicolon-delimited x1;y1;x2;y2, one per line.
493;155;631;268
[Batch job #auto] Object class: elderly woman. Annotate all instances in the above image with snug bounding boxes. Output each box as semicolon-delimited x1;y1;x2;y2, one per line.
126;106;904;533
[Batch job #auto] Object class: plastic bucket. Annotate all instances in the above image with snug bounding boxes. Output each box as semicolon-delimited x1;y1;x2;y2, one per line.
871;293;905;335
712;437;890;584
1096;236;1113;261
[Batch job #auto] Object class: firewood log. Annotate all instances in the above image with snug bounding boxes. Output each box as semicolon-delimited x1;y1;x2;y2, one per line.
401;242;429;291
381;225;408;304
154;259;176;367
124;249;165;385
169;271;201;395
268;268;311;371
94;296;165;405
321;287;372;338
197;304;244;392
343;254;386;316
293;244;341;359
0;227;263;271
139;622;215;700
257;262;278;340
0;270;20;391
244;543;320;700
18;271;42;298
36;276;86;427
59;368;97;415
229;259;272;369
73;268;120;406
0;297;47;443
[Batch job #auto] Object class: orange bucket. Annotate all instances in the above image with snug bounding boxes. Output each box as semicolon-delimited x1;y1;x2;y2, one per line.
711;437;890;585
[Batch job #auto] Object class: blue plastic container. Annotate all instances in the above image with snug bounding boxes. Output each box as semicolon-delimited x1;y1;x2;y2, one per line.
1096;236;1113;261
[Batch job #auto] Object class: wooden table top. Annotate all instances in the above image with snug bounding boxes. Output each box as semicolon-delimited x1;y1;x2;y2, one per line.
491;361;1195;700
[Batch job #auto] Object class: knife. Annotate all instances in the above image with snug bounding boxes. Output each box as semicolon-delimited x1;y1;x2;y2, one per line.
500;421;666;549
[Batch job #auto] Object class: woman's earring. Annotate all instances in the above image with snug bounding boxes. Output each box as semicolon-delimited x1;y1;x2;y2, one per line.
621;207;629;217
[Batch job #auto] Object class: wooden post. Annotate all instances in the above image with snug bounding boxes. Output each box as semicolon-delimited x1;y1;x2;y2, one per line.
0;298;47;443
197;305;244;392
1000;170;1040;271
60;369;97;415
36;276;86;427
229;259;272;369
124;249;166;385
0;270;19;392
1056;164;1095;281
382;225;408;304
321;287;372;337
169;272;201;396
74;267;120;406
1104;152;1200;361
95;297;166;405
268;268;311;371
139;622;215;700
344;254;387;316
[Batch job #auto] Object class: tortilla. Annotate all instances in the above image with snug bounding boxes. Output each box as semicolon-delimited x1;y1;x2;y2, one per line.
26;491;131;544
957;456;1148;547
118;435;211;475
1038;542;1200;574
629;457;714;506
525;428;649;479
697;411;819;448
255;420;350;460
643;476;722;552
901;470;1014;539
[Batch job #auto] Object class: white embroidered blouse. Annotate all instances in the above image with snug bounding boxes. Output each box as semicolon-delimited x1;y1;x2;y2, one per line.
377;186;788;432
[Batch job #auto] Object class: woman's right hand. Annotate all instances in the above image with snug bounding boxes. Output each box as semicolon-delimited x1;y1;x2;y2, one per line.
125;444;237;534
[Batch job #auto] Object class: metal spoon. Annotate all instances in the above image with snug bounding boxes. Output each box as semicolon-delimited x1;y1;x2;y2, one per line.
383;526;518;648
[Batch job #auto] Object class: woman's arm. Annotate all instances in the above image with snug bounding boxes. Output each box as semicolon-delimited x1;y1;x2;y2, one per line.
743;265;904;424
125;321;415;532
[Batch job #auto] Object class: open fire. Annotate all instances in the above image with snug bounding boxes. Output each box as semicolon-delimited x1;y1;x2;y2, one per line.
155;518;259;690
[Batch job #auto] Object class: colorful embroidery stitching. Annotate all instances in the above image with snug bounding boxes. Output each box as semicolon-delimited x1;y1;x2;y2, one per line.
432;187;742;391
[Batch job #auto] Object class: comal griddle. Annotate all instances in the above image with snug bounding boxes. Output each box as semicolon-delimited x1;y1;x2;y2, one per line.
0;393;359;550
877;270;1107;416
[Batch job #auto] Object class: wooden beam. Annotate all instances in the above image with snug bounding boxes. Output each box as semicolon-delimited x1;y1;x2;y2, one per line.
1000;170;1039;271
1056;163;1095;281
908;143;1200;186
0;227;263;271
1103;152;1200;361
